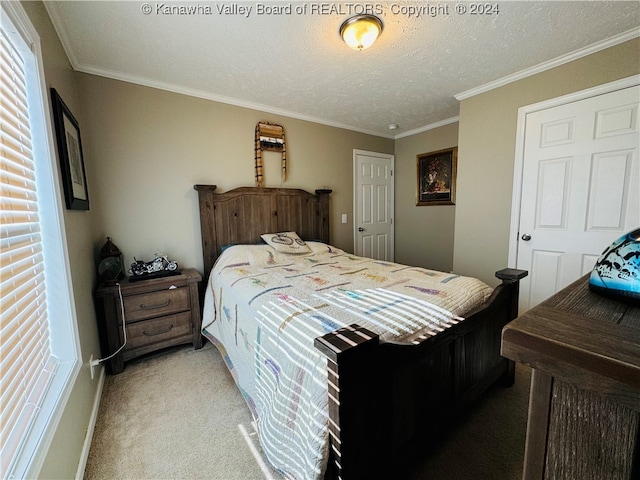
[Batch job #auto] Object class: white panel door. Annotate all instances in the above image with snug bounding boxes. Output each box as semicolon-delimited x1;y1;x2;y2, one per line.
517;85;639;311
354;150;394;261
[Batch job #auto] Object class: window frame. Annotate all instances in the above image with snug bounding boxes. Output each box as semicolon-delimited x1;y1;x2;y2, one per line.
1;2;81;478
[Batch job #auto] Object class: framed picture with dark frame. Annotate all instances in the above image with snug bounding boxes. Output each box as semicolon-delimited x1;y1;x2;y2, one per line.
416;147;457;206
50;88;89;210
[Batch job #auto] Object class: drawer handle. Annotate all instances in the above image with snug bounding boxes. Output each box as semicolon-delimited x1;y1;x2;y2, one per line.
143;324;174;336
140;299;171;310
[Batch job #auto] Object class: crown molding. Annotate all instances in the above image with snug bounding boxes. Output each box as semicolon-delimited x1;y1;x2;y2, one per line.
43;2;80;69
455;27;640;101
394;116;459;139
74;62;395;139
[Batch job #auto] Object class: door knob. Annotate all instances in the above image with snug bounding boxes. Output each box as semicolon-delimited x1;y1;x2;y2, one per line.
521;233;532;241
358;227;365;232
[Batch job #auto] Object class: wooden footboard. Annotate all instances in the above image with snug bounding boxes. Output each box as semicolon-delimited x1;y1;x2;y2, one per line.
315;268;527;479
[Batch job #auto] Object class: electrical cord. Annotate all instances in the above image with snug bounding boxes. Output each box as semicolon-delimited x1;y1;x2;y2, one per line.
91;282;127;366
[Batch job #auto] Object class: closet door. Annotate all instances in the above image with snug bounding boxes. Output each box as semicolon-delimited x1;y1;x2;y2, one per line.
517;85;639;312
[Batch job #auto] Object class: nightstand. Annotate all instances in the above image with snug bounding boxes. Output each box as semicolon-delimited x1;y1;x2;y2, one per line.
94;268;202;374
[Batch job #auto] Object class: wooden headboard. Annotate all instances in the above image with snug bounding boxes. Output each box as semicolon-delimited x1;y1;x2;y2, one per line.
194;185;331;280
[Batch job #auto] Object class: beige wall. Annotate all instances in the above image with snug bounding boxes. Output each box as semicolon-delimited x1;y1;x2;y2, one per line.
394;123;458;272
454;38;640;286
21;2;102;478
76;74;393;274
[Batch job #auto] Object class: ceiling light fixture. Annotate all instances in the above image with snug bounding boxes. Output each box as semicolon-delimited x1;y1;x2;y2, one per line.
339;14;383;50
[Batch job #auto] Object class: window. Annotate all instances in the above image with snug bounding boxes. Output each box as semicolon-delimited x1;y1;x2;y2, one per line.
1;3;80;478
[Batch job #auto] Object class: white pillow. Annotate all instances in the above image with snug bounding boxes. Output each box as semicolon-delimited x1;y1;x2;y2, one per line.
260;231;311;254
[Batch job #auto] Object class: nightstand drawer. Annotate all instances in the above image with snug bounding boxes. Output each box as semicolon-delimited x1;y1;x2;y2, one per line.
123;286;189;322
124;311;192;351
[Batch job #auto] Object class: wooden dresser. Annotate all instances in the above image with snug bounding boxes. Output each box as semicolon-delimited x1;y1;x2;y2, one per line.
502;275;640;480
95;268;202;374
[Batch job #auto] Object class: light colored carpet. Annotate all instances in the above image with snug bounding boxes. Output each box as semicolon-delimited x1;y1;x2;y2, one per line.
84;342;530;479
84;343;283;480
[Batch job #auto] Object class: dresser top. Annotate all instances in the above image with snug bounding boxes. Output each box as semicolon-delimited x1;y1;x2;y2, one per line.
502;275;640;409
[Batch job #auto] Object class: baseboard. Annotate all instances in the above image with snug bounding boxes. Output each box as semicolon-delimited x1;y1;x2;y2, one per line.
75;365;106;480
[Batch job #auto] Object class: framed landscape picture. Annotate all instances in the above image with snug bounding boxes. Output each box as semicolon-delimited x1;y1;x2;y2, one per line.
416;147;457;206
51;88;89;210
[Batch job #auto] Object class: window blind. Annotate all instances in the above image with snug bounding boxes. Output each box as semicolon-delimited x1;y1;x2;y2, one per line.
0;22;57;476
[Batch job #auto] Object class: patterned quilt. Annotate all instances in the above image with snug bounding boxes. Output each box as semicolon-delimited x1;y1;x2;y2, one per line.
201;242;493;479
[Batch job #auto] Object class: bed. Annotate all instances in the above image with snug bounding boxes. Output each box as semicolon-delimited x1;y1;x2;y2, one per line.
194;184;527;479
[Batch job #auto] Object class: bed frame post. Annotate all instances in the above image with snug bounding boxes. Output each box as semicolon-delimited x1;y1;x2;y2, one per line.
495;268;528;385
314;324;380;480
315;189;331;243
194;184;218;279
495;268;528;317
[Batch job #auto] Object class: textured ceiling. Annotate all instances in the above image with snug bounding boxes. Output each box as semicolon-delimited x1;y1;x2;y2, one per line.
46;1;639;138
